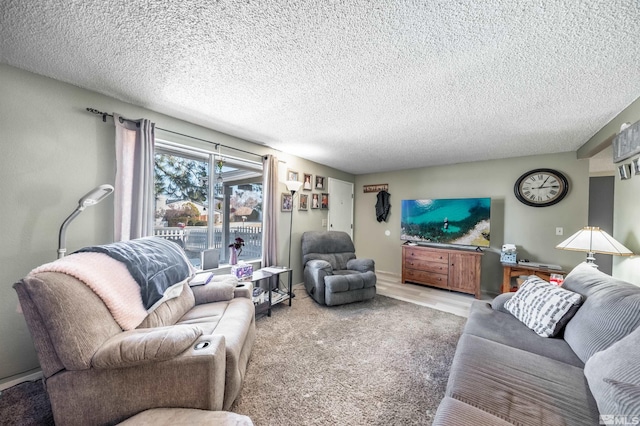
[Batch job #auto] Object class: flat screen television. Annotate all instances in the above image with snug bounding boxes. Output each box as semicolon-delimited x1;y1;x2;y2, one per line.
401;198;491;247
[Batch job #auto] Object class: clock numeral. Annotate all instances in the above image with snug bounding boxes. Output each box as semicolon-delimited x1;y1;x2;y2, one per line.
538;174;543;180
524;191;531;197
550;190;557;195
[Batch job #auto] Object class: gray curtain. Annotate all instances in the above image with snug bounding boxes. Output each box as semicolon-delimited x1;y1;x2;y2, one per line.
113;113;155;241
262;154;279;289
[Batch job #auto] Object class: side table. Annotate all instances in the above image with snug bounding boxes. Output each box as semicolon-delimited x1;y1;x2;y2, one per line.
501;262;566;293
249;267;293;317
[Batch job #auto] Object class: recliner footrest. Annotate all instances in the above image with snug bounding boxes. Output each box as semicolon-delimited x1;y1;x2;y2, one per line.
325;271;376;293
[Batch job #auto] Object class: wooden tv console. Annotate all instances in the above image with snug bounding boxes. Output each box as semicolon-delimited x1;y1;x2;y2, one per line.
402;245;483;299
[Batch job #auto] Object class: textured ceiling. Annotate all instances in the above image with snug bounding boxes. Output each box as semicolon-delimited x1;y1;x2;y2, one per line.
2;1;640;175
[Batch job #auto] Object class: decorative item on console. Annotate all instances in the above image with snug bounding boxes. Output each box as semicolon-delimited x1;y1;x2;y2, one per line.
500;244;517;263
228;237;244;265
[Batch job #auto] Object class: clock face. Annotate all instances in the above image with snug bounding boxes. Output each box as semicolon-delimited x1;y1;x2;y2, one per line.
514;168;569;207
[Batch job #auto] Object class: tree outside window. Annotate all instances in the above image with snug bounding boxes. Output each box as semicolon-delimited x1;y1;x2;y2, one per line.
154;146;263;268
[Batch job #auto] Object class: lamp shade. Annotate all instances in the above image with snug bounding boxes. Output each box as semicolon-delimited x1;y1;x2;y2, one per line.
285;180;303;193
556;226;633;256
79;184;114;208
58;184;114;259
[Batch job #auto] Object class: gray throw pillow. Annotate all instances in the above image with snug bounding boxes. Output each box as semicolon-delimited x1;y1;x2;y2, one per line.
504;276;583;337
562;262;640;363
585;325;640;421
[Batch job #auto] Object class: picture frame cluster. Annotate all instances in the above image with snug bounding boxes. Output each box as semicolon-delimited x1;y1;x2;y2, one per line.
618;157;640;180
283;169;329;211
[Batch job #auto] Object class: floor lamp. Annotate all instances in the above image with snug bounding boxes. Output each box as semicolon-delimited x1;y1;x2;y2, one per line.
555;226;633;268
58;184;114;259
285;180;303;269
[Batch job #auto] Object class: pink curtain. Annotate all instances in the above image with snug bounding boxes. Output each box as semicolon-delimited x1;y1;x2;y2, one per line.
113;113;155;241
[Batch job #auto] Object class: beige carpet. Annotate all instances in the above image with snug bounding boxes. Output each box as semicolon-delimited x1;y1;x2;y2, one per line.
230;290;466;425
0;290;465;425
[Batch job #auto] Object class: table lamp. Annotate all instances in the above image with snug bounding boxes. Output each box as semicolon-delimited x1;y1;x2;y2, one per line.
555;226;633;268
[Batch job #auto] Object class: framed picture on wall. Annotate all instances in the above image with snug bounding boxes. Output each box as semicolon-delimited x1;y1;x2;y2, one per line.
321;193;329;209
633;158;640;175
303;173;313;190
281;193;293;211
311;193;320;209
287;169;299;182
299;194;309;210
619;164;631;180
315;175;325;190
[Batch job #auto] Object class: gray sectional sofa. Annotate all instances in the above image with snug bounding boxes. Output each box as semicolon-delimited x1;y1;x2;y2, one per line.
434;262;640;425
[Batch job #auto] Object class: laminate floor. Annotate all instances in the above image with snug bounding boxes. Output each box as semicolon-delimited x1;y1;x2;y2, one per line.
375;271;492;318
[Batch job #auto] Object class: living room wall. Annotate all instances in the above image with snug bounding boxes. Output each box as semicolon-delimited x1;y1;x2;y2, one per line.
614;172;640;284
353;152;591;295
578;95;640;285
0;64;352;384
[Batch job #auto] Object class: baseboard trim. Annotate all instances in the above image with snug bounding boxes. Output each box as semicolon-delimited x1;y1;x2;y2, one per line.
376;269;400;279
0;369;43;392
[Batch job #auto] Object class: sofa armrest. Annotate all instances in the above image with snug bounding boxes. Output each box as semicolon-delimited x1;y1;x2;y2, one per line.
347;258;375;273
192;275;238;304
491;293;515;314
233;282;252;299
92;325;205;369
52;334;227;423
303;260;333;304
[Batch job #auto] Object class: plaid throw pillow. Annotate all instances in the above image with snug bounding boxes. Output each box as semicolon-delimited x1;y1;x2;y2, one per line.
504;276;583;337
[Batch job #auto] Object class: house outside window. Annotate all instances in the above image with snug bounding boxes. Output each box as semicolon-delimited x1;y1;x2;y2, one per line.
153;141;263;268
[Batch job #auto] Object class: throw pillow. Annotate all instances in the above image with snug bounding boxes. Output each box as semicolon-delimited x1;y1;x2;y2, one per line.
584;325;640;420
504;276;583;337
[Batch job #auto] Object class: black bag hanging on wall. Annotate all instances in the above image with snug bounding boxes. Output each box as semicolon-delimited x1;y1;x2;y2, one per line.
375;190;391;222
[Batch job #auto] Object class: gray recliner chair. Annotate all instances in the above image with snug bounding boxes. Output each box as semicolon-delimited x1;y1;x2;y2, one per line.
301;231;376;306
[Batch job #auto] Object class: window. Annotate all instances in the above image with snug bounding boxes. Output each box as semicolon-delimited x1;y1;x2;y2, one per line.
153;141;263;268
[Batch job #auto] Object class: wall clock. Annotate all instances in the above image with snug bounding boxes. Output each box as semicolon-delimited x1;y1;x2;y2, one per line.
514;168;569;207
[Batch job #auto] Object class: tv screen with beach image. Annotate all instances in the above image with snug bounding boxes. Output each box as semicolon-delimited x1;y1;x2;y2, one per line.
401;198;491;247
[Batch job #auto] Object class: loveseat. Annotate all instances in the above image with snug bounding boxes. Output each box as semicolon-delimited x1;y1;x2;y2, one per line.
434;262;640;425
14;237;256;426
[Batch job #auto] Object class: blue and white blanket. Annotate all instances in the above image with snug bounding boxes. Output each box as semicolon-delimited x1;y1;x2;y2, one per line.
76;237;195;310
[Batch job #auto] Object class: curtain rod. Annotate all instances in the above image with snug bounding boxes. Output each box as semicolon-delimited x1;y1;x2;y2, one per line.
86;107;265;159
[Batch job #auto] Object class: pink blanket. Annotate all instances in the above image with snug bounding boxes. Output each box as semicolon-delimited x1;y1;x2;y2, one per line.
30;252;147;330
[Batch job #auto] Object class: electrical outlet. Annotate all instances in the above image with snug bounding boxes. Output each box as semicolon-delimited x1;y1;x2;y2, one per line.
556;227;563;236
